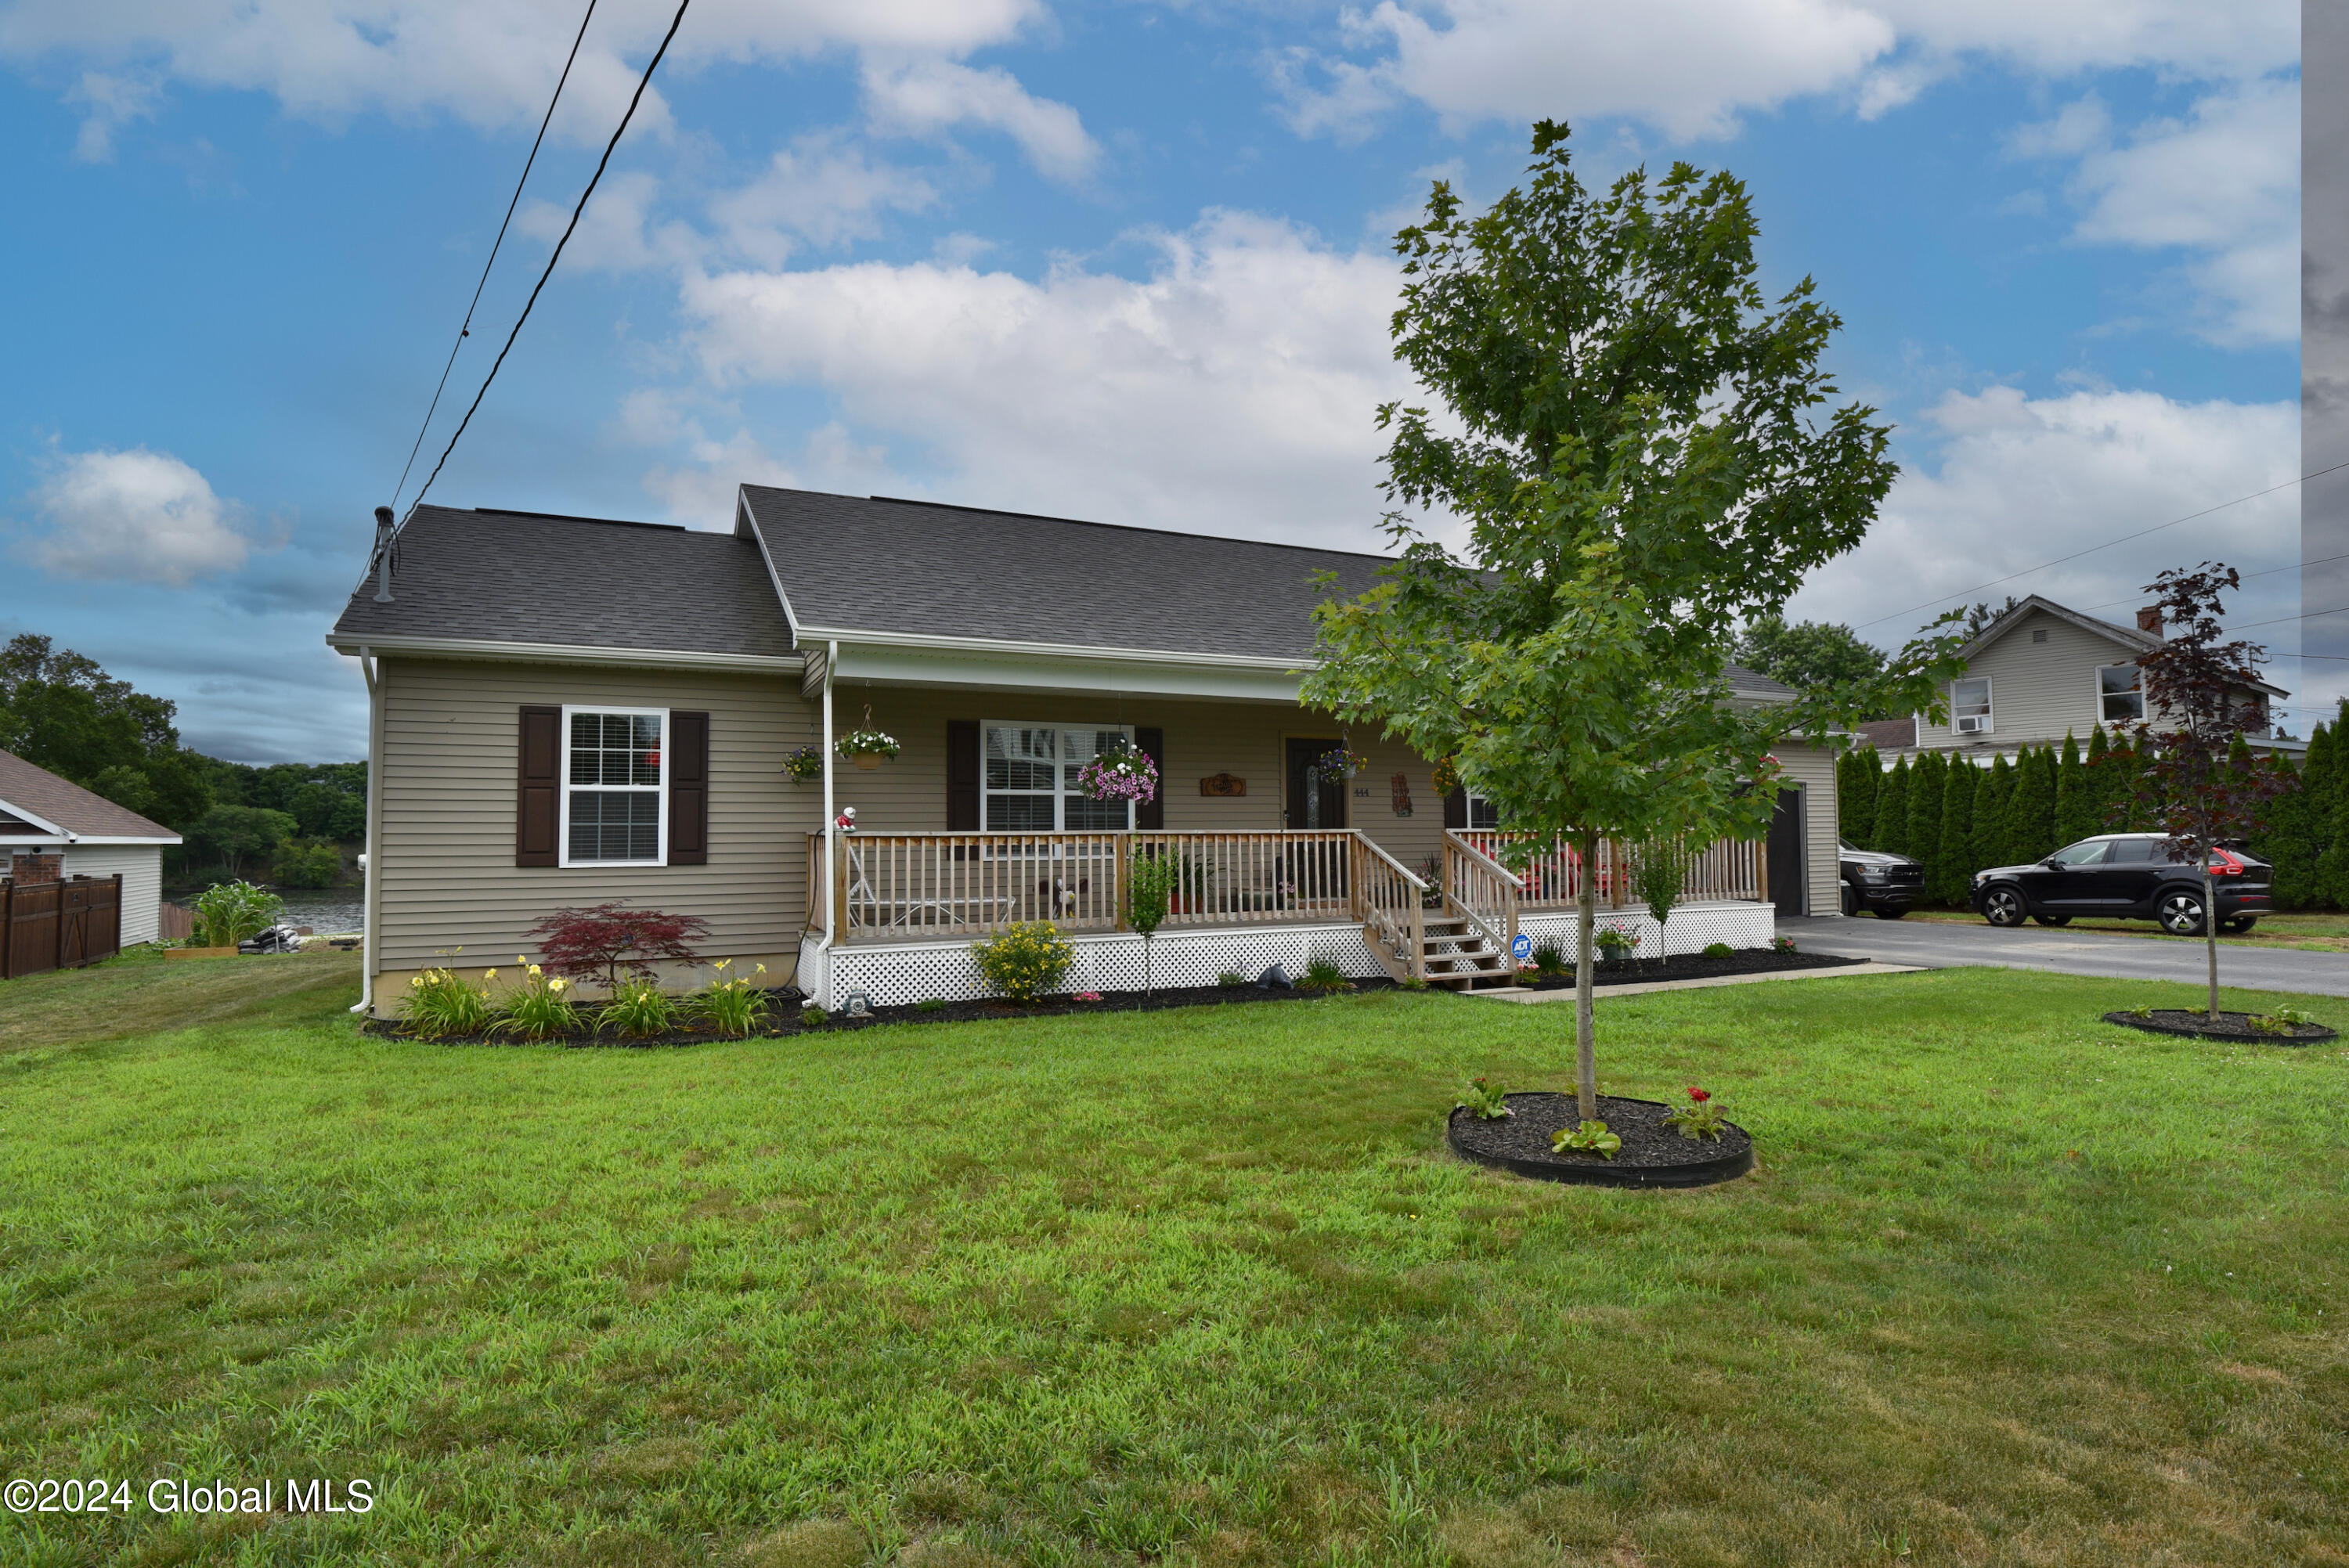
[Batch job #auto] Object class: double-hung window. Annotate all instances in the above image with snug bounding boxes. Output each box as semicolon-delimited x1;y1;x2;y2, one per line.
1466;792;1500;830
2098;664;2145;723
1950;677;1993;735
561;706;666;865
982;723;1135;830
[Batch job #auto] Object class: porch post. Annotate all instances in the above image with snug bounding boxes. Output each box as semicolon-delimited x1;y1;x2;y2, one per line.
821;640;838;1000
1409;890;1425;982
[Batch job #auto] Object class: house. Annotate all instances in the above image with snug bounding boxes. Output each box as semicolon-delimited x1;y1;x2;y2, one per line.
1884;595;2299;762
0;747;180;945
327;488;1845;1015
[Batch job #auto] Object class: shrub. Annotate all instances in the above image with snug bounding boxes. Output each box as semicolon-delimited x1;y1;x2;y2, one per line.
1296;958;1351;994
799;1004;829;1027
689;961;770;1038
191;880;283;948
1216;971;1246;988
1662;1085;1727;1141
406;965;494;1038
915;997;947;1013
1701;941;1734;959
1531;942;1564;974
489;960;580;1041
1772;935;1798;953
1398;975;1431;991
600;979;677;1039
1457;1076;1511;1119
271;838;343;889
525;903;710;993
1551;1119;1621;1159
971;922;1074;1003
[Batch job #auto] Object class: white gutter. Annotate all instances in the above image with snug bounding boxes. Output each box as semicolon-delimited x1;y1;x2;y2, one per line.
818;639;837;1011
324;633;800;676
795;624;1308;672
352;646;381;1016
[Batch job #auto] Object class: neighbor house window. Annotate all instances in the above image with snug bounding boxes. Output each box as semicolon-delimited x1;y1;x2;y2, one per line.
2098;665;2144;723
983;724;1135;831
1467;793;1500;830
1950;677;1993;735
561;707;666;865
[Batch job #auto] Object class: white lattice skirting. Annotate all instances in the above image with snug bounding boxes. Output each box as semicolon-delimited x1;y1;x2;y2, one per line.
1513;900;1773;964
801;922;1387;1009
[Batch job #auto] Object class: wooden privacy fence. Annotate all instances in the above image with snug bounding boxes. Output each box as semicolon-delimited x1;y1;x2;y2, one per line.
0;874;122;979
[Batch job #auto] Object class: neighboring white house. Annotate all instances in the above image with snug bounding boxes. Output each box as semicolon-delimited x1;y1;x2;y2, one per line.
1868;595;2300;763
0;748;181;946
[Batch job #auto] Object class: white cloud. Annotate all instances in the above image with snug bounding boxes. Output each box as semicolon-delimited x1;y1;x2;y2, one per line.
672;210;1412;546
514;170;697;272
860;57;1098;183
0;0;1043;141
65;69;160;160
1276;0;2297;142
709;135;940;265
17;446;257;585
1788;386;2300;653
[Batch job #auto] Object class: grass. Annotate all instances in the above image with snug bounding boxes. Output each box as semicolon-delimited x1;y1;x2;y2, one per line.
2;961;2347;1566
1898;908;2349;952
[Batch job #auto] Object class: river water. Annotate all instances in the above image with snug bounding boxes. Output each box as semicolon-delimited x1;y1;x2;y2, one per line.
168;886;366;935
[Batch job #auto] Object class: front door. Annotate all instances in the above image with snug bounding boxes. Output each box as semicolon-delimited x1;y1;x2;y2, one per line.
1284;738;1348;830
1767;786;1806;916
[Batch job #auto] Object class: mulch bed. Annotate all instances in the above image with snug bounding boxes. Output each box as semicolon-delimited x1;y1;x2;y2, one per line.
1507;948;1866;989
364;976;1402;1048
2101;1009;2337;1045
1449;1092;1753;1188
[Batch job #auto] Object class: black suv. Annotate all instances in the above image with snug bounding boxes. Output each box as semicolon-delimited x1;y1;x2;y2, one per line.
1969;834;2271;934
1838;841;1924;917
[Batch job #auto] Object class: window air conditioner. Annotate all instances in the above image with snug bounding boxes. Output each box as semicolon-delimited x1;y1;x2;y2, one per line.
1955;715;1988;735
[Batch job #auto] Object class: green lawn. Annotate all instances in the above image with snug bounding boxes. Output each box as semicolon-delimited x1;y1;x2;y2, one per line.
1896;907;2349;952
3;957;2346;1566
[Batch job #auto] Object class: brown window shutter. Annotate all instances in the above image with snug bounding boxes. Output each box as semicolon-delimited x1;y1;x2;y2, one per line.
1443;786;1467;831
517;706;560;867
669;711;709;865
946;719;980;831
1134;726;1165;830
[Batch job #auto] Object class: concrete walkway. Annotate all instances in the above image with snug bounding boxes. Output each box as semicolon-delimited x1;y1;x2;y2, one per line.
1463;960;1924;1002
1778;914;2349;998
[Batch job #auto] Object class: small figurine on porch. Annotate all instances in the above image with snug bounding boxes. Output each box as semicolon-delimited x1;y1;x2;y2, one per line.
1077;740;1158;804
834;806;857;834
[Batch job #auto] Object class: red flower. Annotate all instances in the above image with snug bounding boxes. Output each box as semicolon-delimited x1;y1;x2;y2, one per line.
1687;1087;1710;1103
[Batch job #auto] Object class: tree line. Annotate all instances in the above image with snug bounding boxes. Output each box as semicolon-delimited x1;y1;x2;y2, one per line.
0;634;365;888
1838;703;2349;910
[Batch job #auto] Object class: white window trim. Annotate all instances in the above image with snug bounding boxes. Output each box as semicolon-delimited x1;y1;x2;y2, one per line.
1950;676;1994;734
980;721;1136;832
557;704;669;868
2095;662;2145;725
1465;791;1500;831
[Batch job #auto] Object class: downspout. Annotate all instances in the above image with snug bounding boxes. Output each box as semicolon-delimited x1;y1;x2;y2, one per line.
818;640;837;1010
351;646;383;1015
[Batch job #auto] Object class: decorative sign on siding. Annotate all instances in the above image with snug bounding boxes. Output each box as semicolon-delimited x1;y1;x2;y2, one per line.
1389;772;1414;816
1198;773;1247;796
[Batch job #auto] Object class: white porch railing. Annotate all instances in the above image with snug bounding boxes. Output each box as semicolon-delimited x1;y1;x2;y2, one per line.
1450;830;1766;912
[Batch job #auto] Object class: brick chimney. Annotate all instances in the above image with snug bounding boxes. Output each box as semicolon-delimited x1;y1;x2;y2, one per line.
2135;606;2163;638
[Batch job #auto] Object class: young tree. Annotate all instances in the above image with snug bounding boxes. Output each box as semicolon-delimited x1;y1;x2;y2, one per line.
525;903;711;994
1303;122;1962;1121
2119;564;2294;1018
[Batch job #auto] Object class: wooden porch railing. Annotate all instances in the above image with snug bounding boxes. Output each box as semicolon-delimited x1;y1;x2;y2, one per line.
1450;831;1765;912
809;830;1395;943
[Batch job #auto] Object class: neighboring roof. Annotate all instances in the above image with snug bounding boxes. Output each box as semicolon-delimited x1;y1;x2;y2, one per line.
0;749;178;842
1961;593;2287;698
328;506;797;663
1725;665;1796;703
1854;716;1918;752
738;487;1394;663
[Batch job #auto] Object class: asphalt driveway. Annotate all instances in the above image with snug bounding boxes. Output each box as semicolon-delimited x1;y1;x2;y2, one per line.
1779;914;2349;998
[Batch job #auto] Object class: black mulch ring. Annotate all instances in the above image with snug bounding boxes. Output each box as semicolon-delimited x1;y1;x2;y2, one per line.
364;977;1402;1047
1507;948;1866;989
1449;1093;1753;1188
2101;1009;2337;1046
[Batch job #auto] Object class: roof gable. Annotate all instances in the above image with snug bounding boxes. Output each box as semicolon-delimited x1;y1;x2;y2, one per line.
1959;593;2287;699
0;750;177;841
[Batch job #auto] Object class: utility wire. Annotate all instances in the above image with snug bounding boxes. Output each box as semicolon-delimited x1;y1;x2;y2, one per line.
2079;550;2349;614
1853;458;2349;634
390;0;601;515
401;0;693;524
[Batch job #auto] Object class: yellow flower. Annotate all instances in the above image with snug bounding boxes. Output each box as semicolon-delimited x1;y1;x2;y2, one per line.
484;968;497;981
550;978;567;992
756;963;767;974
411;975;424;987
527;964;542;977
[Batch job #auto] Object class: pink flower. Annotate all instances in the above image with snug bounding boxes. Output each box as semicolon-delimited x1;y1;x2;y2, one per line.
1687;1087;1710;1103
1073;991;1102;1002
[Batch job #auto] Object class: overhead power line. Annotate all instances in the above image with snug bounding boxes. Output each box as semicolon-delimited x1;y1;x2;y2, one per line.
390;0;602;516
1853;458;2349;635
400;0;693;524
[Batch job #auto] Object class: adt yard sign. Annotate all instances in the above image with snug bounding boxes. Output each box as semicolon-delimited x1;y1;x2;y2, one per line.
1511;933;1532;961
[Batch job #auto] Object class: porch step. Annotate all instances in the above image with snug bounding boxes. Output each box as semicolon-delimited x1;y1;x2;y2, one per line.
1416;916;1507;990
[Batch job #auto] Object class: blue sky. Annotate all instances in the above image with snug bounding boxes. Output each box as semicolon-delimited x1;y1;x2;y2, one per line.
0;0;2304;760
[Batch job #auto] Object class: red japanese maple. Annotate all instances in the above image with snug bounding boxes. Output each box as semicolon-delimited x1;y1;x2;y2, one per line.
524;903;710;993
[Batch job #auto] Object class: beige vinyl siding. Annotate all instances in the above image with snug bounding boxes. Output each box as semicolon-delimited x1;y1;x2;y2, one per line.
374;658;819;982
830;690;1447;873
1915;609;2127;752
59;844;165;946
1766;741;1840;915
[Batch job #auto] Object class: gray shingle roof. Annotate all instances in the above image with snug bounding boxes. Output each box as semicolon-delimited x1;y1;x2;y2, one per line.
329;506;796;660
0;749;178;841
737;487;1392;661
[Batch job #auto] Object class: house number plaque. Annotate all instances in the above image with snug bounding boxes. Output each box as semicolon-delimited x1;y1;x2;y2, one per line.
1198;773;1247;796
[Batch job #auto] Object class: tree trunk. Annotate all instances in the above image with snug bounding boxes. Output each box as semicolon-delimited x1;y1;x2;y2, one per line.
2203;853;2220;1022
1575;829;1599;1122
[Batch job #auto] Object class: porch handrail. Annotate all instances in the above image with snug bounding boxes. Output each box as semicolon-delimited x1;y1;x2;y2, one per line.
1353;834;1429;981
1441;830;1520;961
1455;830;1766;910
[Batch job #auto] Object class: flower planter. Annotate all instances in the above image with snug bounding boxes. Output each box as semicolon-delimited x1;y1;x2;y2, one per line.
851;752;881;770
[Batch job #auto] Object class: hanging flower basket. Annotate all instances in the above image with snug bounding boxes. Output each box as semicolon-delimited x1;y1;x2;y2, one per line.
836;728;899;770
1077;743;1158;804
783;744;824;784
1431;755;1460;796
1315;745;1369;780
